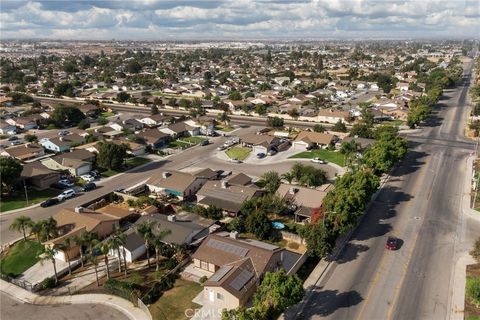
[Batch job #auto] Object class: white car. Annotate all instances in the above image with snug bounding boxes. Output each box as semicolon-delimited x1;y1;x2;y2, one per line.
58;179;74;187
80;174;95;182
311;157;327;164
57;189;76;201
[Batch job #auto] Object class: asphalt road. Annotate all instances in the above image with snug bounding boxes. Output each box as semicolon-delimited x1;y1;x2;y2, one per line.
0;125;338;244
0;293;128;320
293;58;480;320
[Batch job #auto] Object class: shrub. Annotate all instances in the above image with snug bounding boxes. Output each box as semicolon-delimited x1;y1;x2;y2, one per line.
142;274;175;304
199;276;208;284
40;277;56;289
162;258;177;270
470;238;480;263
466;277;480;308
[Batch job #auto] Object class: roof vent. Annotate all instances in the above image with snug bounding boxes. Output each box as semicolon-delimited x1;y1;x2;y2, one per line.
167;214;176;222
221;181;229;189
289;187;298;195
230;231;239;239
74;207;84;213
162;172;171;179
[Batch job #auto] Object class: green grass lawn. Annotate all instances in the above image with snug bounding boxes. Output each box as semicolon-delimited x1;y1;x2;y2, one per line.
289;149;345;167
97;87;109;92
0;240;43;277
1;189;59;213
215;125;235;132
149;279;202;320
169;140;191;149
226;147;251;161
180;136;207;144
125;157;151;168
101;111;115;118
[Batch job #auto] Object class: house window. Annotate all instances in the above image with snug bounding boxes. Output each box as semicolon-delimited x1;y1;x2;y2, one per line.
217;292;224;300
200;261;208;270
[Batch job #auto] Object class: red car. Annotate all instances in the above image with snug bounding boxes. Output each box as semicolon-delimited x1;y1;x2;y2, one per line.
385;236;398;250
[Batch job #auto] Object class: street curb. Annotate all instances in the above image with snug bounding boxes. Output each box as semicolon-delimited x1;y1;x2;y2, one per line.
0;203;41;216
0;279;149;320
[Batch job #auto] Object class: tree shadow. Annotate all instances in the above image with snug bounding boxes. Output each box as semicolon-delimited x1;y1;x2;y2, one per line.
296;289;363;319
335;243;369;264
128;159;170;173
389;148;428;177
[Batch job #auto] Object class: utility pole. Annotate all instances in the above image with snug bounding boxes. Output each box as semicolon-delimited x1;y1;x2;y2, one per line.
23;179;29;206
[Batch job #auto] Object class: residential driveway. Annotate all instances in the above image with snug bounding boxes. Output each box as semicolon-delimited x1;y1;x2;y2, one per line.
18;258;70;285
0;293;128;320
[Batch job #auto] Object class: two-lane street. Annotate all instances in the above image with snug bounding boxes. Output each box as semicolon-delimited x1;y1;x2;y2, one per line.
292;58;480;320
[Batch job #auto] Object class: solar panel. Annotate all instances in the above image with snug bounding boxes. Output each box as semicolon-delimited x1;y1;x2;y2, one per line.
230;269;254;291
207;239;248;257
209;266;233;282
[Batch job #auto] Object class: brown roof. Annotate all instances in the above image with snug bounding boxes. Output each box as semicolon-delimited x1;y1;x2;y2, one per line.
295;131;335;145
53;208;119;232
21;161;59;178
226;173;252;186
192;233;283;277
97;205;135;219
276;183;332;210
137;128;170;144
48;133;85;147
240;133;278;146
50;149;95;168
147;171;198;193
317;109;349;118
2;143;44;160
192;168;218;180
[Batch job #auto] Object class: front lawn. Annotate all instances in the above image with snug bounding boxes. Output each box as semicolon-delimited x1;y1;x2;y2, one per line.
225;147;251;161
125;157;151;168
180;136;207;144
169;140;191;149
1;188;59;213
101;111;115;118
466;264;480;320
215;124;235;132
149;279;202;320
0;240;43;277
289;149;345;167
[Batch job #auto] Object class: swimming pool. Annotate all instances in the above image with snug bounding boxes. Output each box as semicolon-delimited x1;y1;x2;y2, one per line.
272;221;285;229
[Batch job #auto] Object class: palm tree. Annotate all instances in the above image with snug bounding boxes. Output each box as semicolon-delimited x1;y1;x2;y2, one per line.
340;140;360;167
96;241;112;279
57;238;73;275
73;231;97;267
41;217;58;241
88;254;100;286
30;221;43;242
281;172;295;184
39;246;59;284
136;221;155;268
9;216;33;241
218;111;231;126
151;229;172;271
109;231;126;273
259;170;281;194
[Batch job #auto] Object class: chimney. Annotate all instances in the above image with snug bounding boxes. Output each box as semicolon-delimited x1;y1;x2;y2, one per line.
74;207;84;213
230;231;239;239
162;172;171;179
289;187;298;195
59;137;64;141
167;214;176;222
221;181;228;189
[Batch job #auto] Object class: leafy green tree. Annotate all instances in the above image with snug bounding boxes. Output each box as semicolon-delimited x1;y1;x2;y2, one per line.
126;60;142;74
228;90;242;101
255;104;267;115
53;81;75;97
218;111;231;125
470;237;480;263
97;116;108;125
362;136;408;174
0;156;22;194
96;241;112;279
288;109;300;120
97;141;129;170
300;222;337;258
51;105;85;126
332;120;347;132
151;105;159;115
39;246;59;284
9;216;33;240
77;119;90;130
267;116;284;128
245;210;272;240
150;229;172;271
259;171;281;194
117;91;131;102
340;140;360;167
24;134;38;143
136;221;155;268
313;124;326;133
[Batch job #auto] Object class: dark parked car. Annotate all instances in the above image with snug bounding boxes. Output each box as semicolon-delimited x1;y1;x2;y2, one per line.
385;236;398;250
7;136;18;141
83;182;97;192
200;139;210;146
256;153;266;159
40;198;59;208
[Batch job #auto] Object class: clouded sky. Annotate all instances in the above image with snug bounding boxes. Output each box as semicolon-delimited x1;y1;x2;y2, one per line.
1;0;479;40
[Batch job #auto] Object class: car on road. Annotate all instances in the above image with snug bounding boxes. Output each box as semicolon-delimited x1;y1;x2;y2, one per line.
256;153;266;159
267;150;277;156
200;139;210;146
229;158;242;164
58;179;74;187
57;189;76;201
80;174;95;182
217;145;227;151
90;170;101;178
58;130;70;136
311;157;327;164
40;198;60;208
10;140;22;146
385;236;398;250
82;182;96;192
0;144;6;149
7;136;18;141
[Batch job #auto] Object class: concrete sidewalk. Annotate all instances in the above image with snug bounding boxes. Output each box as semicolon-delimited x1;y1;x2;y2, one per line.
0;279;150;320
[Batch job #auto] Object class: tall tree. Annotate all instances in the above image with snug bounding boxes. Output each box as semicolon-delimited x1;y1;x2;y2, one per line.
218;111;231;125
259;171;281;194
88;254;100;286
340;140;360;167
97;141;129;170
9;216;33;240
109;231;127;273
39;246;59;284
151;229;172;271
58;238;73;275
136;221;155;268
51;105;85;126
0;156;22;194
96;241;112;279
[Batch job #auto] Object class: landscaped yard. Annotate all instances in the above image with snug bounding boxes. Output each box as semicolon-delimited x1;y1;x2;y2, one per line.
465;264;480;320
149;279;202;320
100;157;152;177
215;124;235;132
169;140;191;149
180;136;207;144
0;240;43;277
1;188;59;213
289;149;345;167
101;111;115;118
225;147;251;161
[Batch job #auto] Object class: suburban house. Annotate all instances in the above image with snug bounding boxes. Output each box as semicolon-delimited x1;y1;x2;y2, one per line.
139;114;170;127
40;133;86;152
0;122;17;135
341;137;375;150
292;131;337;151
5;115;39;130
184;117;216;136
317;109;350;124
160;121;200;138
112;213;216;263
21;161;60;190
41;149;95;176
1;143;45;162
147;170;209;200
137;128;171;149
78;103;100;116
192;232;287;310
196;180;263;216
44;208;120;262
276;183;333;223
240;133;282;155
